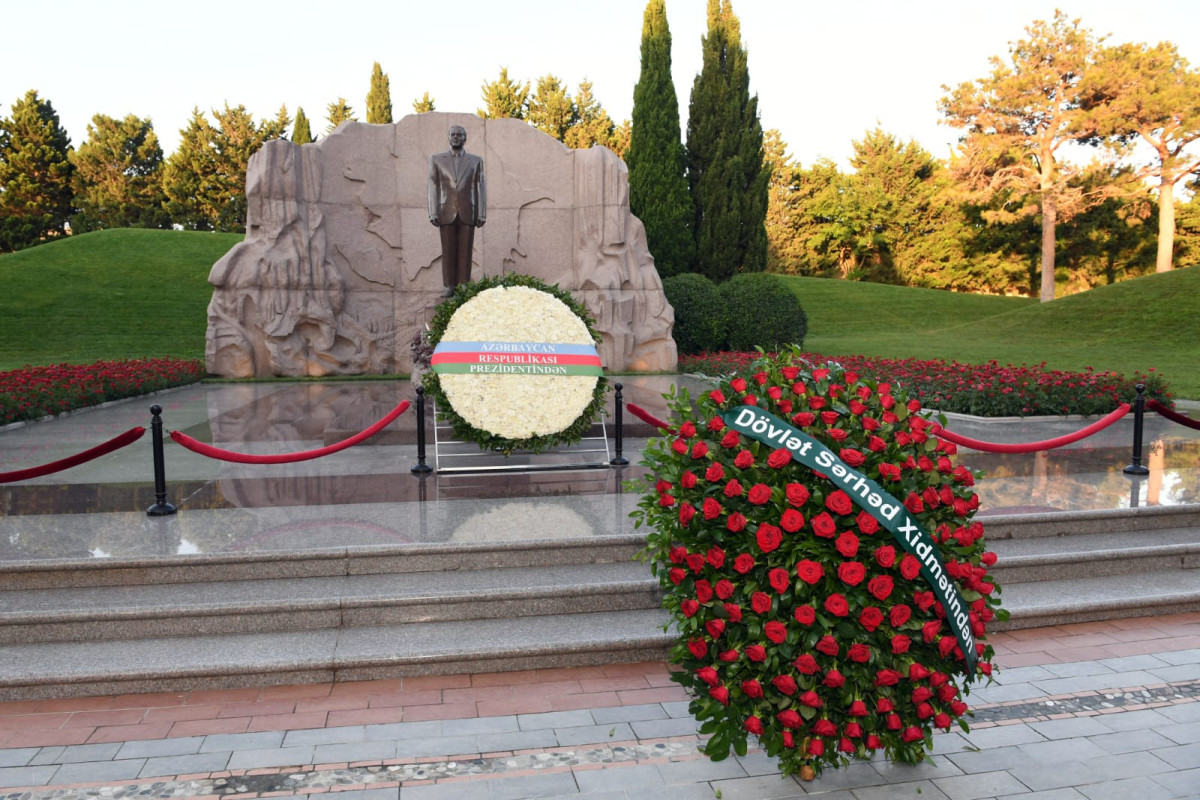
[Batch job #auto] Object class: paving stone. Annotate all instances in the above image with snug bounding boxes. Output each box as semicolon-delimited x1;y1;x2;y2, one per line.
1033;671;1161;695
1041;661;1119;679
1019;736;1110;762
395;734;479;759
116;736;204;759
656;755;746;783
1149;742;1200;769
0;764;58;789
226;744;315;769
804;761;889;791
1096;654;1172;673
28;741;121;764
709;773;806;799
1028;717;1114;740
1158;721;1200;746
588;703;667;725
963;723;1048;749
321;791;398;800
0;748;37;768
997;665;1059;683
366;720;445;741
653;785;731;800
1009;760;1104;791
929;730;971;755
1157;702;1200;724
1089;727;1179;753
1148;663;1200;682
398;779;490;799
1092;708;1174;732
574;762;665;792
555;722;634;747
997;790;1087;800
533;792;624;800
964;682;1050;704
932;769;1030;800
628;716;699;738
488;771;580;799
1149;765;1200;798
284;724;366;746
1083;749;1175;780
448;715;519;736
733;748;782;776
852;780;951;800
945;743;1036;774
1075;774;1176;800
313;739;399;762
871;754;963;783
661;700;692;718
140;751;231;778
198;729;285;753
478;728;557;752
517;709;595;731
1157;648;1200;666
52;758;146;783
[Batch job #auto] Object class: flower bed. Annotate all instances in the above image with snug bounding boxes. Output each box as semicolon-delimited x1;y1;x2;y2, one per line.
0;358;205;425
680;351;1171;417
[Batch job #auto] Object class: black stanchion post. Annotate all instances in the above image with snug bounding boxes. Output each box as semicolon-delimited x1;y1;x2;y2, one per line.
146;404;177;517
411;386;433;474
610;382;629;466
1123;383;1150;476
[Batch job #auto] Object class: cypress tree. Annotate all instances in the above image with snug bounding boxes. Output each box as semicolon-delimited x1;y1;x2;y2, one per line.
627;0;694;278
0;90;74;252
477;68;529;119
366;62;393;124
326;98;356;132
292;107;314;144
686;0;768;280
412;92;436;113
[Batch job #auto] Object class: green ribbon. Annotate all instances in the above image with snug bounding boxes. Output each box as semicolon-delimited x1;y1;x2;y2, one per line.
722;404;978;674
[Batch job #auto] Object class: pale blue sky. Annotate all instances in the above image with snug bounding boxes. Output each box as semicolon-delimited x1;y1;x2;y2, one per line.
3;0;1198;169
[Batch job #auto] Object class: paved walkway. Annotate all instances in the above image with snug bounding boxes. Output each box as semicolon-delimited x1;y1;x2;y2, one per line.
1;612;1199;798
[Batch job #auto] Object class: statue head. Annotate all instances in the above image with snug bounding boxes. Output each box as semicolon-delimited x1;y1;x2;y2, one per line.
448;125;466;150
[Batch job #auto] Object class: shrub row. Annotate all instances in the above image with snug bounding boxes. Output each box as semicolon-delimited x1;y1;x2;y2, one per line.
663;272;807;355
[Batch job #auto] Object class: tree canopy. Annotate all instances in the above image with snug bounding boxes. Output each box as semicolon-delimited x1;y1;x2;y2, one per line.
366;62;393;124
292;107;314;144
69;113;169;232
0;90;73;252
477;68;529;119
325;98;356;133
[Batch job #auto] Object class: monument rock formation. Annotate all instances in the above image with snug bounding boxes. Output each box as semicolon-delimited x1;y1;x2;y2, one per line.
206;113;677;377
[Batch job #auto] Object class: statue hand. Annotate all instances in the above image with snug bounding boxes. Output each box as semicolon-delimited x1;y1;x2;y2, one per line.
476;218;486;227
429;217;439;226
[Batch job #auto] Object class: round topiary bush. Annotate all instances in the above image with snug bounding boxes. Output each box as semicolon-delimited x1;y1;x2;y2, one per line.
719;273;807;352
663;273;728;355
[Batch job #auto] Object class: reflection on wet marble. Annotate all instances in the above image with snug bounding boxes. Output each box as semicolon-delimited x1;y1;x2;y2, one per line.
0;382;1197;562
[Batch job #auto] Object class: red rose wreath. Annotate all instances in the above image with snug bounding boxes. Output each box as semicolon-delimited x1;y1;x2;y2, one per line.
635;349;1005;779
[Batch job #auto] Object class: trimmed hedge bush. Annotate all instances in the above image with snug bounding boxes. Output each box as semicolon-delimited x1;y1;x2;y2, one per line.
663;272;728;355
718;273;807;351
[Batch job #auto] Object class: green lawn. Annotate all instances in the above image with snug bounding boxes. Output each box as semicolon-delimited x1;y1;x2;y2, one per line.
2;229;1196;398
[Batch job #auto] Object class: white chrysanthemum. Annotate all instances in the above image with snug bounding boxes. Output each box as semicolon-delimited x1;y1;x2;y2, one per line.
439;286;599;440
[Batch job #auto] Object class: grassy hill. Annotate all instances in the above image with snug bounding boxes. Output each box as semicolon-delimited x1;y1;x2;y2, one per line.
1;229;1196;397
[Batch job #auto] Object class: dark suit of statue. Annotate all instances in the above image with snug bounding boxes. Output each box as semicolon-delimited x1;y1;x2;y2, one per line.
428;126;486;292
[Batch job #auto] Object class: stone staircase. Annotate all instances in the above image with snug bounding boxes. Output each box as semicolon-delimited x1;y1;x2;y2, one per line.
0;505;1197;701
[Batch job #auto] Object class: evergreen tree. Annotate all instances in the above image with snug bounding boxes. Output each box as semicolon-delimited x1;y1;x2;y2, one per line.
627;0;694;277
477;68;529;119
69;113;169;232
564;80;617;150
366;62;393;124
163;108;216;230
0;90;73;252
686;0;768;280
292;107;315;144
326;97;356;132
528;74;575;141
412;92;436;113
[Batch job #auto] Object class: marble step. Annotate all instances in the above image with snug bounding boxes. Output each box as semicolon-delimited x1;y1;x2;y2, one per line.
0;561;662;644
980;505;1200;541
987;525;1200;584
994;568;1200;630
0;608;676;702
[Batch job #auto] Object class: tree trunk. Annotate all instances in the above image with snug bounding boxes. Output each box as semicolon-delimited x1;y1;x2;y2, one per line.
1040;195;1057;302
1156;178;1175;273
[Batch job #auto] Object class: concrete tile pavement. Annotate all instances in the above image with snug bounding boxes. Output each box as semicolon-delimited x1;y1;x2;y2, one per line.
0;613;1199;798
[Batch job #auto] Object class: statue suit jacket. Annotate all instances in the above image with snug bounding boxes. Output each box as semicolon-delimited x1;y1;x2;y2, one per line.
428;149;486;226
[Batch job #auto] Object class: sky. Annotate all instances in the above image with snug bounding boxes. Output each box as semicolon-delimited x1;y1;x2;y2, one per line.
3;0;1199;170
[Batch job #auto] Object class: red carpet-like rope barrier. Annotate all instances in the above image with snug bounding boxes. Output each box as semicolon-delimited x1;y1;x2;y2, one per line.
0;426;146;484
171;400;410;464
932;403;1131;454
1148;399;1200;431
626;403;675;434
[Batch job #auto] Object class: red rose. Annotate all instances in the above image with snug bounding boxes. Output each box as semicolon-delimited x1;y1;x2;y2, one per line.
874;545;896;568
812;718;837;736
668;568;685;586
730;377;747;393
734;450;754;469
658;494;675;507
767;448;791;468
837;561;865;586
922;620;942;643
835;531;860;558
981;551;998;566
678;503;695;527
680;469;696;488
878;462;901;482
899;554;921;581
751;591;772;614
794;604;816;625
848;700;869;717
696;666;719;686
687;638;707;658
939;635;958;658
909;663;930;681
710;686;730;706
702;497;722;520
889;604;912;627
745;643;767;662
714;579;734;599
827;425;847;439
706;416;725;433
720;430;740;448
780;508;805;532
772;675;798;695
744;716;764;735
764;620;788;644
726;512;747;533
767;385;782;400
815;635;839;656
807;739;825;756
912;686;934;704
705;462;724;482
796;559;824;585
793;654;819;674
867;574;894;601
902;725;924;742
709;389;726;404
826;490;853;516
781;366;799;380
695;580;713;603
732;553;755;574
891;634;911;654
681;599;699;617
866;734;882;750
849;399;867;415
859;606;883;632
875;669;902;686
823;670;845;689
935;713;952;729
706;619;725;639
747;483;772;505
951;700;969;716
810;512;836;538
690;441;708;459
741;679;763;698
723;479;743;498
791;412;816;427
857;510;880;535
808;396;827;409
678;421;697;438
799;690;823;708
867;435;886;453
877;697;894;713
720;649;738;662
686;553;705;573
723;602;742;622
671;439;688;455
669;546;687;564
755;523;783;554
752;371;768;386
840;448;865;467
768;568;790;594
913;590;936;612
778;710;802;729
824;593;849;617
783;730;795;748
785;483;810;506
905;492;925;514
862;416;880;431
707;547;726;569
848;643;871;662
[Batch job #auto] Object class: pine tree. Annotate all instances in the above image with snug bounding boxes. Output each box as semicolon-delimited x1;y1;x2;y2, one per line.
477;68;529;119
326;97;356;133
627;0;694;277
412;92;436;113
69;113;169;232
686;0;768;280
0;90;74;252
528;75;575;141
292;107;315;144
366;62;393;124
564;80;617;150
163;108;217;230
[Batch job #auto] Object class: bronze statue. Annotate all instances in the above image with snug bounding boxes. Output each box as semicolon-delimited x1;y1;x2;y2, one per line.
428;125;486;295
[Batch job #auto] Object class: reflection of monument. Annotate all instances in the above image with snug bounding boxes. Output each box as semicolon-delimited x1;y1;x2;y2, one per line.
206;113;676;377
428;125;485;294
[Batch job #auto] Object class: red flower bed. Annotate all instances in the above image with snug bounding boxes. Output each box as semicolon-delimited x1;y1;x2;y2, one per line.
680;351;1171;417
0;358;205;425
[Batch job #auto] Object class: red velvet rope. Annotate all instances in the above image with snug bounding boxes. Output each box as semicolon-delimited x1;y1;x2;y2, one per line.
0;427;146;484
932;403;1130;453
171;400;410;464
1148;399;1200;431
626;402;675;434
